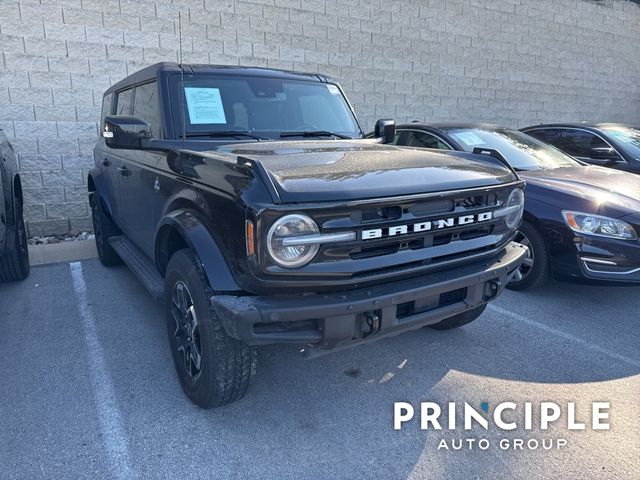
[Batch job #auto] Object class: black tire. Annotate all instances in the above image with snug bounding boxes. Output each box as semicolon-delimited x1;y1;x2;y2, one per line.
90;192;122;267
0;198;29;282
429;304;487;330
164;249;257;408
507;220;549;291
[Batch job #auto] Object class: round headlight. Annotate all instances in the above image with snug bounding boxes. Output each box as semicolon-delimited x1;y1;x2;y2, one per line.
267;214;320;268
504;188;525;229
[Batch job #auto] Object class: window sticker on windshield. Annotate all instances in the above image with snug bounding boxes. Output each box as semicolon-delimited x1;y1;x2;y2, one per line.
326;84;340;95
184;87;227;124
451;131;485;146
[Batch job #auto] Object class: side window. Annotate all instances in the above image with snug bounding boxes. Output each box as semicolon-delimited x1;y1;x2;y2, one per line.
556;129;608;157
402;130;452;150
388;131;412;145
116;88;133;116
390;131;403;145
526;129;559;144
100;94;113;131
133;82;162;139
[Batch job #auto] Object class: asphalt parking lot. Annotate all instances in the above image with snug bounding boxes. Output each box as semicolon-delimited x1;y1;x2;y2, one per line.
1;257;638;480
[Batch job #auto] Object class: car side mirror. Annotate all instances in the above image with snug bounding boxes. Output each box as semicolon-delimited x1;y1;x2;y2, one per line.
374;119;396;144
103;115;152;149
590;147;621;161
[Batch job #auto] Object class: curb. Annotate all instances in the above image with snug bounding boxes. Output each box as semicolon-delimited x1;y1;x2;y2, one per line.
29;240;98;266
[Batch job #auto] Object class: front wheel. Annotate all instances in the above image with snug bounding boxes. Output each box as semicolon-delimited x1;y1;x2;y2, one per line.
429;304;487;330
164;249;257;408
90;192;122;267
0;198;29;282
507;220;549;291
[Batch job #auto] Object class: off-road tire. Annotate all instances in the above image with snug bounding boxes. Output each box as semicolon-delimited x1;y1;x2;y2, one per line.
164;248;257;409
90;192;122;267
507;220;549;291
0;198;29;282
429;304;487;330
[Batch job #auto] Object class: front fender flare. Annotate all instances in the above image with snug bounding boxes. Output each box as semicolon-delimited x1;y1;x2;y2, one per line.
156;209;240;293
87;167;117;218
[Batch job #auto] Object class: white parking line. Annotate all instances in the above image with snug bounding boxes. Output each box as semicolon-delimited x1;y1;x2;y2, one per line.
69;262;135;480
488;304;640;369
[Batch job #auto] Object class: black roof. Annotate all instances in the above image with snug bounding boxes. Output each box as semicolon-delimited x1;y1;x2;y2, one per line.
401;122;640;133
104;62;331;96
521;122;637;131
397;122;505;131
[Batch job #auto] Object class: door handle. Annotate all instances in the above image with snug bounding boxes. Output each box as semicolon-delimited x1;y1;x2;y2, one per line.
102;158;110;167
117;165;131;176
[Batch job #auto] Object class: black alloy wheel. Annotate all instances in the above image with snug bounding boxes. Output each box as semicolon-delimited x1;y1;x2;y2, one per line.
164;249;257;408
90;193;122;266
170;280;202;380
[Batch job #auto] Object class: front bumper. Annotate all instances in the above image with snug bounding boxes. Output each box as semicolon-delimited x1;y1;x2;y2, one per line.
579;258;640;281
552;232;640;283
212;241;527;357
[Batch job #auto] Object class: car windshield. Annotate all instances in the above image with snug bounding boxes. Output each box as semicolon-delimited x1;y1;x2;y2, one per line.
169;74;361;140
601;126;640;159
444;127;580;171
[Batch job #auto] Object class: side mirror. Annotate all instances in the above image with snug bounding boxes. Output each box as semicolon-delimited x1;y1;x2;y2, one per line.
590;147;620;161
103;115;152;149
374;119;396;144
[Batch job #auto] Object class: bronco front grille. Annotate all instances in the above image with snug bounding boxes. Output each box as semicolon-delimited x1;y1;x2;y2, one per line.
355;193;496;225
313;186;514;274
258;182;521;285
345;215;498;262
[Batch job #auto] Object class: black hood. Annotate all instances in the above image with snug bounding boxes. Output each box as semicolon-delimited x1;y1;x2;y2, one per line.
522;165;640;215
215;140;517;202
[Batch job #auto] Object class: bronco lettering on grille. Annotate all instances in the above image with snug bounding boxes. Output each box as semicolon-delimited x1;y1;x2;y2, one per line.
361;212;493;240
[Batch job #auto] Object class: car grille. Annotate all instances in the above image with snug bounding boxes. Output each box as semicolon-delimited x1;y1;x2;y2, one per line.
258;183;519;285
311;186;513;276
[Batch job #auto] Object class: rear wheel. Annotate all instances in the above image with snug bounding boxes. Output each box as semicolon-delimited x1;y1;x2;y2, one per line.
429;304;487;330
0;198;29;282
90;192;122;267
507;220;549;291
164;249;257;408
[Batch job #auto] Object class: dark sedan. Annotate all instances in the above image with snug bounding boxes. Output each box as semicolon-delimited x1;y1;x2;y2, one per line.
521;123;640;173
392;123;640;290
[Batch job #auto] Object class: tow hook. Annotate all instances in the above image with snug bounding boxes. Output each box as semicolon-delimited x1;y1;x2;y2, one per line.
483;280;502;301
361;311;381;338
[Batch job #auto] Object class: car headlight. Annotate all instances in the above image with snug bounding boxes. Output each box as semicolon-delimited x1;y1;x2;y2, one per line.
267;214;321;268
495;188;525;229
562;211;638;240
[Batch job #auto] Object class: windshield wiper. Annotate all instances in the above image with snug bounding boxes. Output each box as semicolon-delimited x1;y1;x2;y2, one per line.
185;130;266;140
279;130;352;139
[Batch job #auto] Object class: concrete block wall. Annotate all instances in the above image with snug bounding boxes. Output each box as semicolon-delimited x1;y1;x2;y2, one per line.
0;0;639;236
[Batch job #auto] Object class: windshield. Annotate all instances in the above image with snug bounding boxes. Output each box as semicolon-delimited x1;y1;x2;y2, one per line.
444;127;580;170
601;126;640;160
169;74;361;140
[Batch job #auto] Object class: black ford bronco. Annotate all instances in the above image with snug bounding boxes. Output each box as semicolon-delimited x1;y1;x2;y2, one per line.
90;63;527;408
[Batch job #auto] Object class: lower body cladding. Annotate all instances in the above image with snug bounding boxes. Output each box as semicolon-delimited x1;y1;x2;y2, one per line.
552;233;640;284
212;242;527;358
